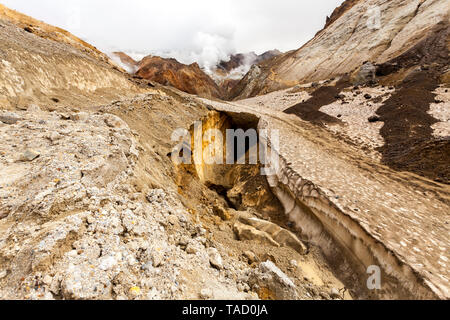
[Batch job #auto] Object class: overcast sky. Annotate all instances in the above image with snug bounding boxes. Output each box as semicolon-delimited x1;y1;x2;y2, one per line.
2;0;344;68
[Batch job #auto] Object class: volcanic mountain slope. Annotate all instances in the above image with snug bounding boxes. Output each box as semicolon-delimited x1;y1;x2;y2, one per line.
1;5;356;301
1;3;449;302
230;0;450;100
0;4;145;110
135;56;224;99
214;50;282;98
0;4;115;66
110;50;282;99
216;50;282;75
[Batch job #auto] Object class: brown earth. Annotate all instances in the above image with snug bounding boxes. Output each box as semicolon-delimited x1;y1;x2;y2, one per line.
136;56;223;99
283;67;449;183
376;69;449;184
376;21;450;84
374;21;450;183
284;77;349;126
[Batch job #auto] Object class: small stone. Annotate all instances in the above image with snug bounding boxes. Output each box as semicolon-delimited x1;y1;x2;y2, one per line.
207;248;223;270
218;224;228;232
290;260;298;268
213;205;233;221
364;94;372;100
147;288;161;300
104;117;122;128
43;275;53;286
152;251;164;267
177;236;189;249
141;262;152;271
86;215;96;224
0;270;7;279
262;253;277;264
19;149;40;162
200;288;213;299
186;244;197;255
0;113;20;124
167;215;179;226
368;116;381;123
70;112;89;121
129;286;141;297
67;250;78;258
47;132;62;143
249;261;298;300
243;251;257;264
237;283;250;293
330;288;341;299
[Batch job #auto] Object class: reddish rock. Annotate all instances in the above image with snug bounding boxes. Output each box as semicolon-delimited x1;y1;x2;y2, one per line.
136;56;223;99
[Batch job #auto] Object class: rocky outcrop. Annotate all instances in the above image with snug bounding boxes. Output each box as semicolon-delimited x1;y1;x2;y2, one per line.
0;103;257;300
248;261;298;300
0;4;113;66
323;0;361;30
212;50;282;98
136;56;223;99
217;50;282;75
230;0;450;99
234;215;307;254
0;5;143;110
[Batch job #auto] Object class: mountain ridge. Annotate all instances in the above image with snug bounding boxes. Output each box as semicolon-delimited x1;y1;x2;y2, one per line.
229;0;450;100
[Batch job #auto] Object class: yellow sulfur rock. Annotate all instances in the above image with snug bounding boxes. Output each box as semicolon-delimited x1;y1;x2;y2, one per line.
129;286;141;297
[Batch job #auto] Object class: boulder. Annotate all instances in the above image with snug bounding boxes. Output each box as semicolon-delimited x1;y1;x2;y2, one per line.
0;113;21;124
354;62;377;85
249;261;298;300
207;248;223;270
233;222;280;247
19;149;40;162
238;216;307;254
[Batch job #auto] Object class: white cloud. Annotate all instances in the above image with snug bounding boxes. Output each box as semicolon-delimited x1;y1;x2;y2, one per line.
1;0;344;68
